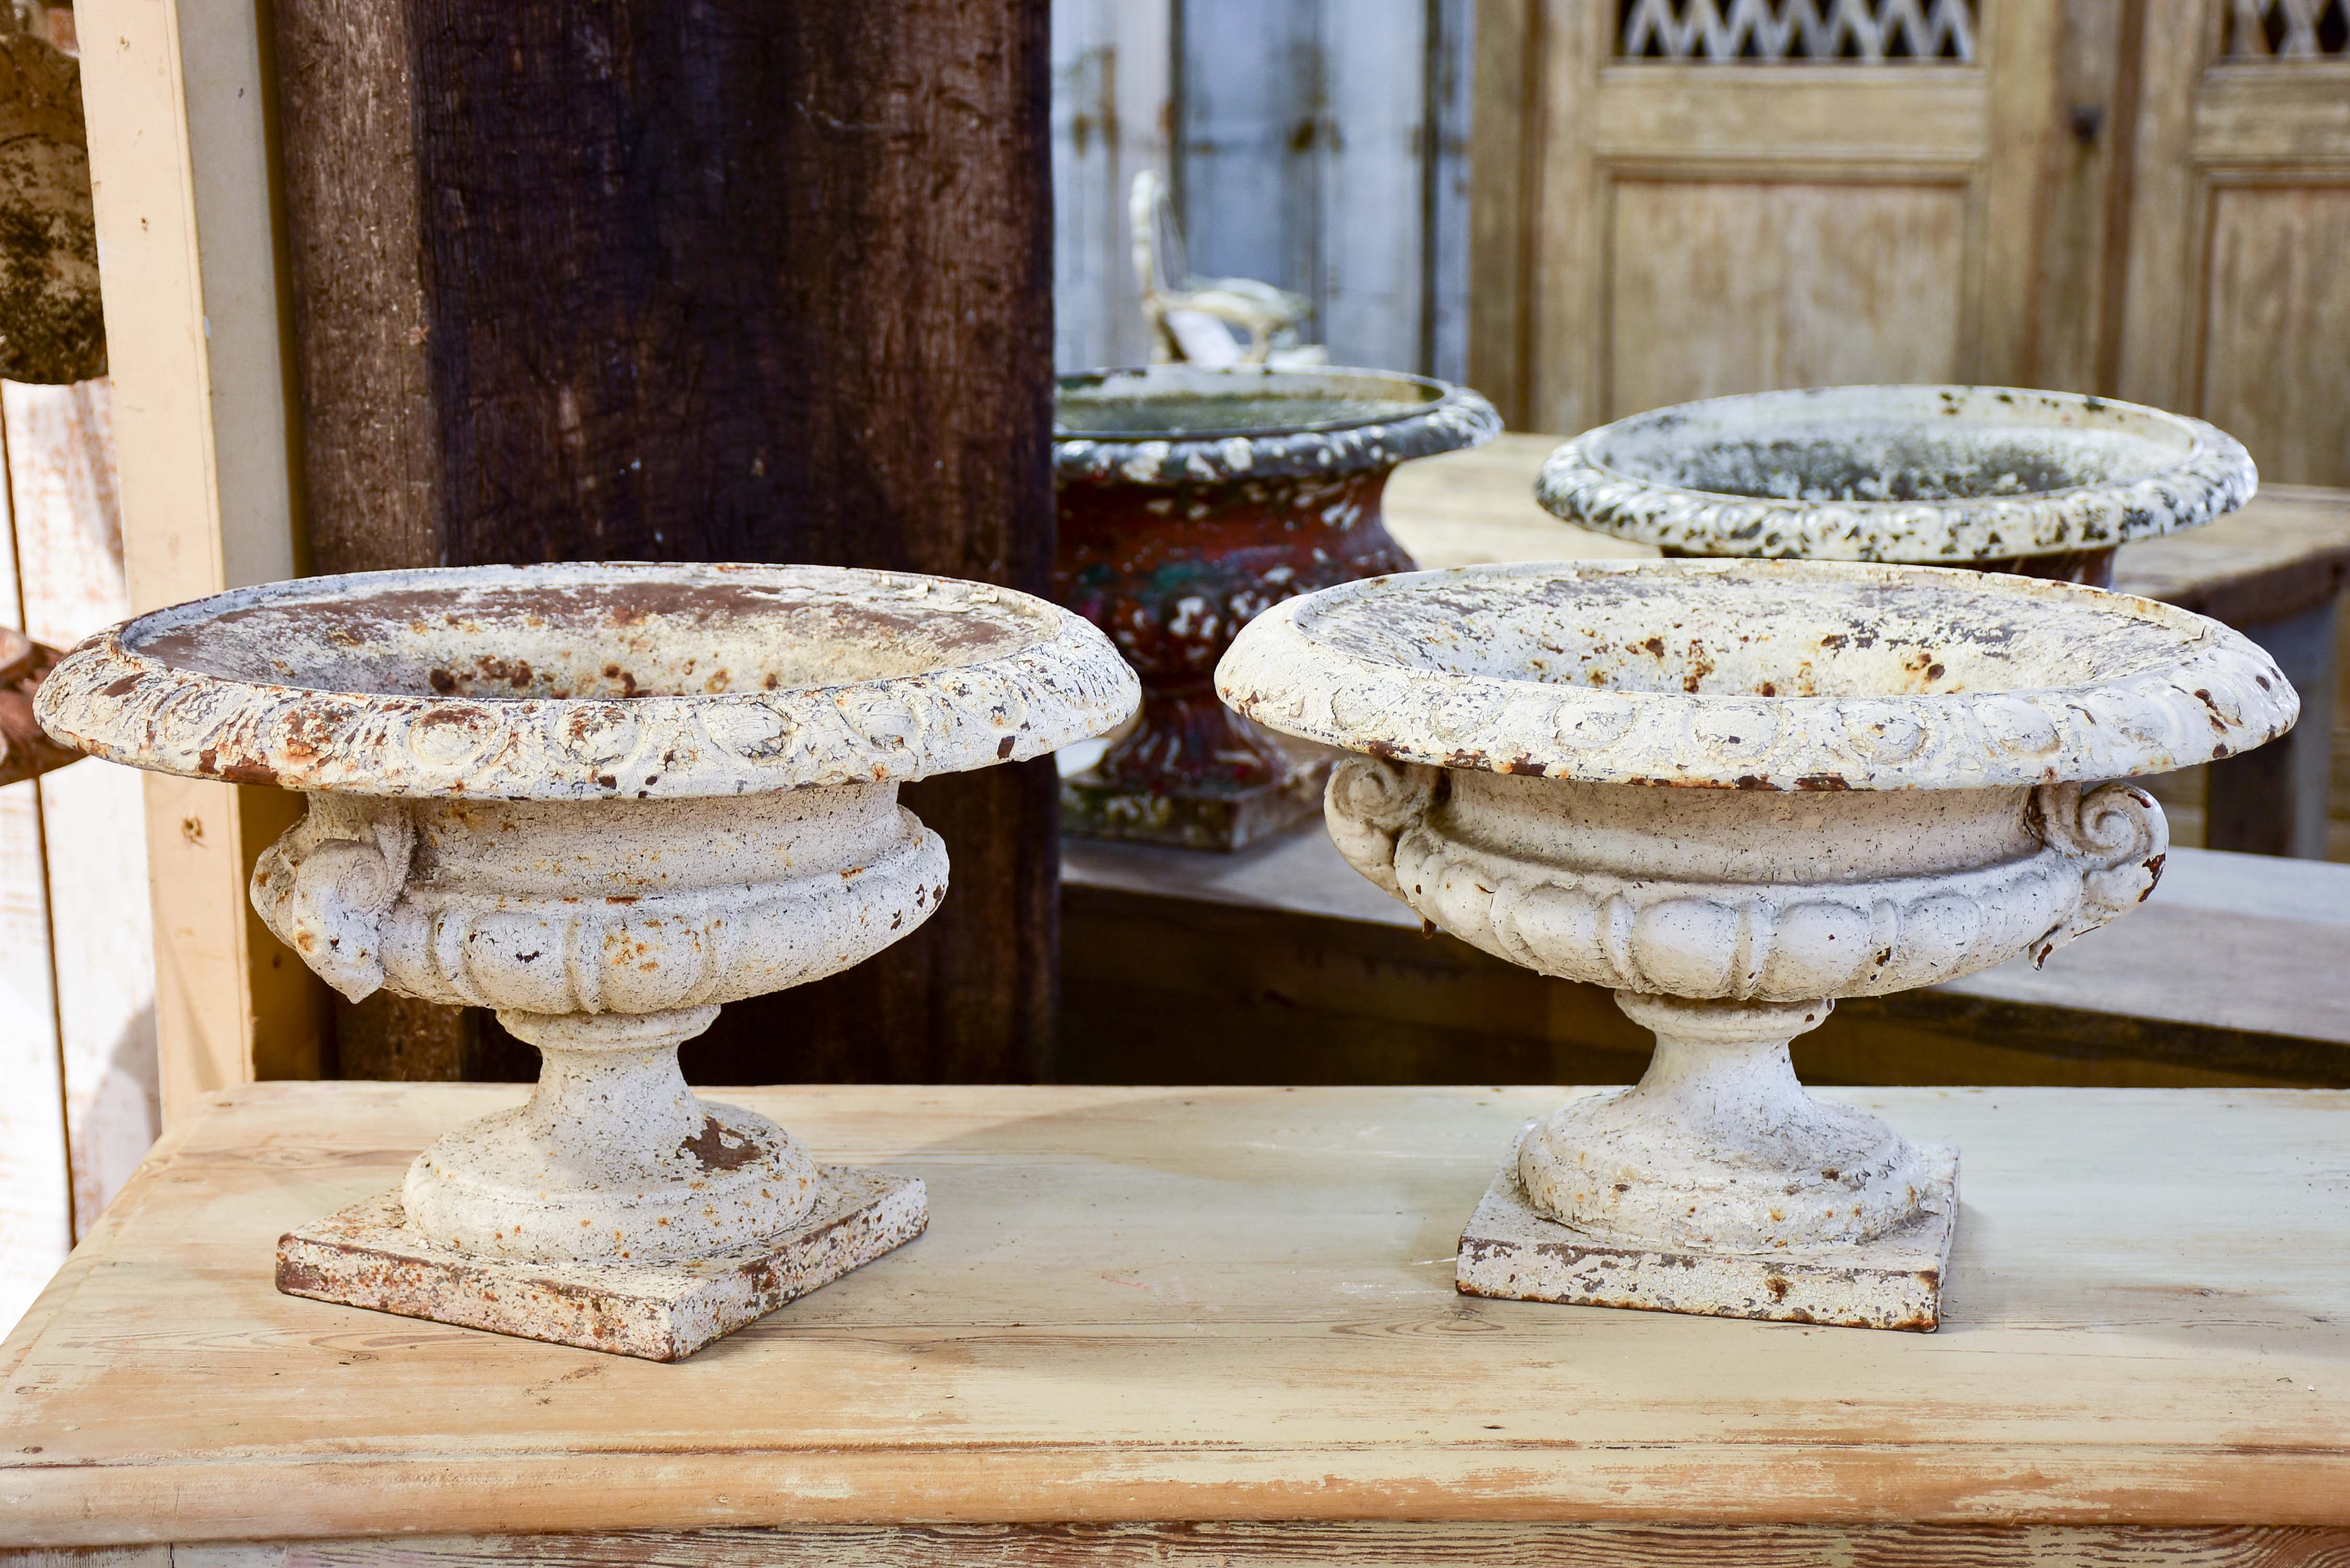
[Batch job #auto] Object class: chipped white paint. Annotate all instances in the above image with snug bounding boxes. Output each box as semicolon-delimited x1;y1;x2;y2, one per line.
38;561;1138;1354
1218;558;2297;1328
1536;386;2255;563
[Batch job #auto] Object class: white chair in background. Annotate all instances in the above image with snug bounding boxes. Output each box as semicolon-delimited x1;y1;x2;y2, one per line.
1130;170;1326;367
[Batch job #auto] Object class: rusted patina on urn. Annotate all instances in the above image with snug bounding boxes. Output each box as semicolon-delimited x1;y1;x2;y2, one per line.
38;561;1138;1358
1537;386;2256;586
1055;364;1499;849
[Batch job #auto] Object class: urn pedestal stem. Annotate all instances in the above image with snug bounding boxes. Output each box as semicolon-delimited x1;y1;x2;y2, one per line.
1519;995;1941;1256
400;1007;822;1267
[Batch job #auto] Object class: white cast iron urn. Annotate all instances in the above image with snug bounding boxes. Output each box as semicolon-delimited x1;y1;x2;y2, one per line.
1536;385;2255;584
1218;559;2296;1329
37;562;1138;1358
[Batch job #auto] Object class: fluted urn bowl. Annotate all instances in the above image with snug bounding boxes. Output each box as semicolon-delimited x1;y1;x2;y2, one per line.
1054;364;1499;848
1219;558;2296;1328
38;562;1137;1356
1537;386;2256;584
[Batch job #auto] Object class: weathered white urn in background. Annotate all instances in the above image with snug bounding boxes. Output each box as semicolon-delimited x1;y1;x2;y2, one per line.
1219;559;2296;1329
37;562;1138;1358
1536;386;2256;585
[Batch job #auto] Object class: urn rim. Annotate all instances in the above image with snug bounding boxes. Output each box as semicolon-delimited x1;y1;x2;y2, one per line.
1536;385;2255;563
1215;557;2297;791
36;561;1140;800
1052;364;1502;485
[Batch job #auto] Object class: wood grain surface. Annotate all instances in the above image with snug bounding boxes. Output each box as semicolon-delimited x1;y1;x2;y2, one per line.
2;1081;2346;1547
13;1521;2337;1565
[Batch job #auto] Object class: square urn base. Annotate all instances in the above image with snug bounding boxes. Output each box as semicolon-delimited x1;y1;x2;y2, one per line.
277;1164;927;1361
1455;1140;1959;1332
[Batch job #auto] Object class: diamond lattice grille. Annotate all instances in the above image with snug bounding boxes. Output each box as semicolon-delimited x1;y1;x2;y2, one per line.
1617;0;1977;61
2225;0;2350;56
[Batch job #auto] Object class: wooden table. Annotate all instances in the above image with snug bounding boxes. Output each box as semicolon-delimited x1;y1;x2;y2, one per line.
1386;435;2350;858
2;1082;2347;1561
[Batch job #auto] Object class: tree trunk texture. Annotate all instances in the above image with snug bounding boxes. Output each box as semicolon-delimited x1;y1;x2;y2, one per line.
272;1;1057;1085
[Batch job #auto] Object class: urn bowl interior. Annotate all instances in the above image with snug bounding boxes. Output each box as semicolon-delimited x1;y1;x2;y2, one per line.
1054;365;1446;440
1584;386;2196;504
130;570;1044;701
1299;565;2197;699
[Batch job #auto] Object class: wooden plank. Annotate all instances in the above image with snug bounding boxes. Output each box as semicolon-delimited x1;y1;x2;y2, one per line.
1468;0;1537;424
2112;0;2217;419
2199;184;2350;490
2034;0;2139;394
1050;0;1174;373
2194;64;2350;162
1524;0;1610;436
119;1521;2350;1565
75;0;317;1118
1588;70;1986;162
0;428;67;1341
268;1;1062;1085
4;1081;2350;1544
1605;179;1968;419
1968;0;2066;386
1;381;160;1240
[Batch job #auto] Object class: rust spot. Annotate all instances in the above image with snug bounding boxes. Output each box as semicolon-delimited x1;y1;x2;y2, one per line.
1765;1275;1791;1301
606;895;639;905
679;1119;763;1171
101;675;140;698
1795;773;1850;791
428;668;458;695
997;734;1015;758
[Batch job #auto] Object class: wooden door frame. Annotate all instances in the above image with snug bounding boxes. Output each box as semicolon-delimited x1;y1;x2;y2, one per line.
2115;0;2350;422
1470;0;2079;436
76;0;322;1120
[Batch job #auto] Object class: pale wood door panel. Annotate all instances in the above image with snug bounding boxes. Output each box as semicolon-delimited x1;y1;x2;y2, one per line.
1478;0;2074;434
1607;178;1967;416
2200;182;2350;488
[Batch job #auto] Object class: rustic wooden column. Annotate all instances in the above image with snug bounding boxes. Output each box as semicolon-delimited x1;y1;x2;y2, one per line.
271;1;1057;1082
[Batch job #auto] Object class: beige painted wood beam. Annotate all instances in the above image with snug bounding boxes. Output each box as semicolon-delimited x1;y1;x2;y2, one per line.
76;0;321;1121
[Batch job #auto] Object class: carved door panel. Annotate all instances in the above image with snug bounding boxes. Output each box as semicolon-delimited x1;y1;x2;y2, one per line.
2117;0;2350;488
1477;0;2102;434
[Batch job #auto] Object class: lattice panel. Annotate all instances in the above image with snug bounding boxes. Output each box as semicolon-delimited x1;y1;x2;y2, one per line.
1617;0;1976;62
2225;0;2350;56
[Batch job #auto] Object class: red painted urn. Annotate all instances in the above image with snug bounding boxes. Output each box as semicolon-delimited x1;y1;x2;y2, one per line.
1053;365;1499;848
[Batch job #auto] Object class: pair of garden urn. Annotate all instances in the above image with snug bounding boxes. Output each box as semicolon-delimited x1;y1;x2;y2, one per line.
35;380;2291;1356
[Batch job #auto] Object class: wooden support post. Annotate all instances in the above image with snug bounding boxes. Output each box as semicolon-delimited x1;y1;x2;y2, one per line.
269;2;1058;1082
76;0;324;1121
